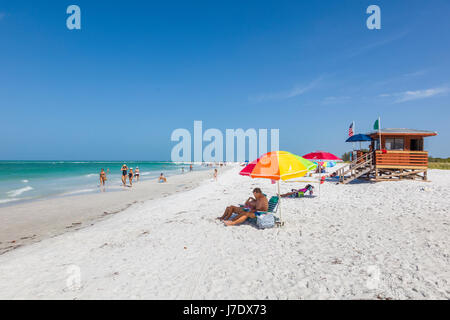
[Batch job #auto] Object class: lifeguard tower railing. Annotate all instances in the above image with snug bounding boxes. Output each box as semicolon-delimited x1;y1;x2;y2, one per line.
374;150;428;169
337;150;429;183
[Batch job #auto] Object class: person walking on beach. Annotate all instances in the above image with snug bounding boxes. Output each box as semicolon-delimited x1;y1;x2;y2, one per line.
158;173;167;183
213;168;218;181
135;167;140;182
128;168;134;186
121;164;128;186
190;164;193;172
99;168;107;190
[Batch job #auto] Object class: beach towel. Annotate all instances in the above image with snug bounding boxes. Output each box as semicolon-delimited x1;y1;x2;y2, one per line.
255;212;275;229
290;184;314;197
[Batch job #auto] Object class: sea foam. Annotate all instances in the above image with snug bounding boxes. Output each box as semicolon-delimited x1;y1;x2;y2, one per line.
7;186;33;197
0;198;21;204
62;188;97;196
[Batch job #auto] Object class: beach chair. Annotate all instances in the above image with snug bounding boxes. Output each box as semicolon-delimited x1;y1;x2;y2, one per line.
296;184;314;197
247;196;279;228
285;185;314;198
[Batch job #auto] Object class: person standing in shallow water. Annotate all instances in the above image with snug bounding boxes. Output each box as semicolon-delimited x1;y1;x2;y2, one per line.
134;167;140;182
128;168;134;186
99;168;107;191
121;164;128;186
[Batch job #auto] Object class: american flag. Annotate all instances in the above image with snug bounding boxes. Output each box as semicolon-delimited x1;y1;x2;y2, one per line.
348;122;354;137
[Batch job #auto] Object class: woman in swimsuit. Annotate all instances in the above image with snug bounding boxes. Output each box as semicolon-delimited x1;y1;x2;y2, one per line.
121;164;128;186
128;168;134;186
99;168;107;188
135;167;140;182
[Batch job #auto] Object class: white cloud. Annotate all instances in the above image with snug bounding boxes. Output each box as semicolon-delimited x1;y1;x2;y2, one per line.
380;86;449;103
348;31;409;58
402;69;428;78
374;69;429;88
396;87;449;102
321;96;351;105
249;77;323;102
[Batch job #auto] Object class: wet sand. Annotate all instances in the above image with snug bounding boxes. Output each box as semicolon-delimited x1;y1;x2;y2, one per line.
0;168;221;255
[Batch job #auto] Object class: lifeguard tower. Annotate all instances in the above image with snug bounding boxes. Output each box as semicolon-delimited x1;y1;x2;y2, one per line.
337;128;437;183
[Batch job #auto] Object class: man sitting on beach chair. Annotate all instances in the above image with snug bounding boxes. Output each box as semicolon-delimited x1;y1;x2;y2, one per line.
217;188;268;226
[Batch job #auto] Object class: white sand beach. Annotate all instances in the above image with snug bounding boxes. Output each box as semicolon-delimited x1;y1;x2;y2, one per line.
0;169;216;254
0;164;448;299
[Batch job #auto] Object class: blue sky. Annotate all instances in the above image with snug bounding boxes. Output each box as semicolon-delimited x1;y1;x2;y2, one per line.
1;0;449;160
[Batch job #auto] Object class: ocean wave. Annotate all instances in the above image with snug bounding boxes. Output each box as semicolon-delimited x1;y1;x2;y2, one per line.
0;198;21;204
22;179;29;183
140;171;155;176
7;186;33;197
62;188;97;196
84;173;98;178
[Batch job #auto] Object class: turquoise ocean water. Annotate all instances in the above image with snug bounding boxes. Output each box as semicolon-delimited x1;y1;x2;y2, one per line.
0;161;198;205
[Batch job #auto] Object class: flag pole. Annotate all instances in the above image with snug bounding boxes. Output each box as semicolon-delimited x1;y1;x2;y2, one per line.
319;169;322;198
378;117;382;150
352;120;355;153
277;179;283;226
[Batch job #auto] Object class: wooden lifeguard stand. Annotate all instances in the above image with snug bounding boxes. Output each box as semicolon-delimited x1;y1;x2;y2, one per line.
337;128;437;183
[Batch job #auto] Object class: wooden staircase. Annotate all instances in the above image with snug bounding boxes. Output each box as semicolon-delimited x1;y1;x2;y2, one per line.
336;152;375;184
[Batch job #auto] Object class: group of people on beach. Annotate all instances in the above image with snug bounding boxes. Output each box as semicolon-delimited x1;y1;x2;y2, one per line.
203;162;226;167
181;164;193;174
98;164;169;189
120;164;140;186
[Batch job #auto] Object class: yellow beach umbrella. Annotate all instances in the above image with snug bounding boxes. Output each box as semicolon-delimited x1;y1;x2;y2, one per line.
240;151;317;224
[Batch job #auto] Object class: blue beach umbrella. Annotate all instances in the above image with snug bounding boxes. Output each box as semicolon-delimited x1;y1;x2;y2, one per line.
346;134;372;150
325;161;336;168
346;134;372;142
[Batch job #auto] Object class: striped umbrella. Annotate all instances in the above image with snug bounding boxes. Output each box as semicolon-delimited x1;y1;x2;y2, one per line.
315;161;336;168
239;151;317;224
244;151;316;180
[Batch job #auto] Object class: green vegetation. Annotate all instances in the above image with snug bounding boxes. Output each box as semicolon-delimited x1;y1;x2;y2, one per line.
341;152;351;162
428;157;450;170
429;157;450;163
341;149;369;162
428;162;450;170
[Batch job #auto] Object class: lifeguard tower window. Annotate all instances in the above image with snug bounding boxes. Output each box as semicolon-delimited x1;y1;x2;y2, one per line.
410;138;423;151
385;138;404;150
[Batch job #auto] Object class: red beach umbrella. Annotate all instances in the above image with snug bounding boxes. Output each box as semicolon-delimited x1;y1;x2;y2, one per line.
239;159;259;176
302;151;342;162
